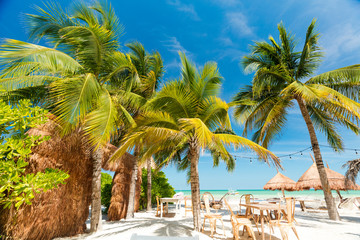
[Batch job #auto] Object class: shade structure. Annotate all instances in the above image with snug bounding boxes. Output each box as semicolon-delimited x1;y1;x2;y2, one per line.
296;163;360;191
296;162;360;201
264;172;297;191
264;172;296;197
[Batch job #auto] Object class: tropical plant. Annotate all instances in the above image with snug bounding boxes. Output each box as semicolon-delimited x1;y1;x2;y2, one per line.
0;99;69;210
110;53;279;231
113;42;164;217
139;168;175;210
0;1;137;232
233;20;360;221
101;172;113;213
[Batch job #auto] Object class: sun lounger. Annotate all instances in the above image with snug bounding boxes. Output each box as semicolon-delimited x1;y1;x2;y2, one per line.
130;234;199;240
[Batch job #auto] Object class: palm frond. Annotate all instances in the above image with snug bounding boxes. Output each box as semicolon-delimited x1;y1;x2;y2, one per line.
83;89;121;148
213;133;281;168
0;39;82;75
50;73;100;133
296;19;323;79
343;159;360;183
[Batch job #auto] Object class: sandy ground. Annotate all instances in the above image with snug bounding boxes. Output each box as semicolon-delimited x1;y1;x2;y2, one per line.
57;201;360;240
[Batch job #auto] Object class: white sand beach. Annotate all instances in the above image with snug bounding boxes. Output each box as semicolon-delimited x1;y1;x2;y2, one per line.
57;199;360;240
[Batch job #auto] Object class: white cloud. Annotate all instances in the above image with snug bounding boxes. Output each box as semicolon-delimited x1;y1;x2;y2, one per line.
166;0;200;21
163;36;194;69
165;58;181;70
216;48;244;62
218;36;235;47
225;12;254;37
289;0;360;70
163;36;190;55
321;23;360;68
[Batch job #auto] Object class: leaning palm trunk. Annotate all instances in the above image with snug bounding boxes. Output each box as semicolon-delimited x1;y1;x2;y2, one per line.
146;157;152;211
189;143;201;231
296;96;340;221
126;147;140;219
90;148;103;232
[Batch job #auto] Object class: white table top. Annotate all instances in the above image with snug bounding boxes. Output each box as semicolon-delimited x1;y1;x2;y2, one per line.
160;198;180;202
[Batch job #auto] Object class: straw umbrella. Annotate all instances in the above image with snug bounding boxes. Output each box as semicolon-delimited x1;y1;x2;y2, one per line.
264;171;296;197
296;156;360;201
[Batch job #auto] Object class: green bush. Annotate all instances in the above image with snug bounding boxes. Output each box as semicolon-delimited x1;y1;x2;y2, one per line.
0;99;69;210
101;172;113;213
139;168;175;210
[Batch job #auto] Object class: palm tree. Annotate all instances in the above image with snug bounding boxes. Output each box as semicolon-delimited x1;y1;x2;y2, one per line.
116;41;164;217
233;20;360;221
343;159;360;183
110;52;280;231
0;1;138;231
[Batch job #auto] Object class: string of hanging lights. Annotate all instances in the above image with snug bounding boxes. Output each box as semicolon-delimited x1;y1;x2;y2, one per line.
231;144;360;163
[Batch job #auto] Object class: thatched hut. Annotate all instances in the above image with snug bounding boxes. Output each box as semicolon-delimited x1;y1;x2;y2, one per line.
0;117;143;239
296;163;360;200
102;144;142;221
0;116;93;240
263;172;296;197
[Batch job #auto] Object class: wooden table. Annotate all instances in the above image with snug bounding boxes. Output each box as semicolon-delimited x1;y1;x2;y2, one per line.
240;202;285;240
160;198;180;218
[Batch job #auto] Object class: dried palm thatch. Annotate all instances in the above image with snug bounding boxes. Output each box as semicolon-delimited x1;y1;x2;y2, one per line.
343;158;360;183
264;172;296;197
296;163;360;191
0;116;93;240
102;144;142;221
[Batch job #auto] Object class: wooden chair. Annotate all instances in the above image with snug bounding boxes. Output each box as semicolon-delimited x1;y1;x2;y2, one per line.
269;197;300;240
201;194;225;238
200;192;214;212
156;196;167;217
238;194;260;234
224;198;256;240
184;196;193;216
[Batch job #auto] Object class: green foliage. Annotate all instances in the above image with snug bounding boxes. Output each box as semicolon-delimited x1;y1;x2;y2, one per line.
101;172;112;213
0;99;69;210
0;1;138;149
139;168;175;210
234;20;360;151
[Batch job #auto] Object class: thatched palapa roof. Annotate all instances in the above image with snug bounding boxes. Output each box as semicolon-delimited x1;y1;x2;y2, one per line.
263;172;296;191
296;163;360;191
102;143;135;171
102;144;155;171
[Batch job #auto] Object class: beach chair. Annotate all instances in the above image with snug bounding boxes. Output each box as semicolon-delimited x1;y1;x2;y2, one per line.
238;194;260;234
184;196;193;216
200;192;214;211
156;196;167;217
269;197;300;240
201;194;225;238
224;198;256;240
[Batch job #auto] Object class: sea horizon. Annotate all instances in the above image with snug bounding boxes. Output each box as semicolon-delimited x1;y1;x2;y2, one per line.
175;189;360;200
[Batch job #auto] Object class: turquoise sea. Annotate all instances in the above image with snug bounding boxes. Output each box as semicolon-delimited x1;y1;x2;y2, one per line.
175;189;360;200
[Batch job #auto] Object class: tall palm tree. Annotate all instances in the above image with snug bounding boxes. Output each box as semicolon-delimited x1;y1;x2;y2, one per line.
0;1;138;231
233;20;360;221
115;41;164;217
110;53;280;231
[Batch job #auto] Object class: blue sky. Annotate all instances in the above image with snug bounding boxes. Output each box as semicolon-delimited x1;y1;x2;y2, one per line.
1;0;360;189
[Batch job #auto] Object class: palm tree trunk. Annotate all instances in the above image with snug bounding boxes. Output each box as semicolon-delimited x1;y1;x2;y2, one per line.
296;96;340;221
146;157;152;212
188;142;201;231
126;147;140;219
90;147;103;232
